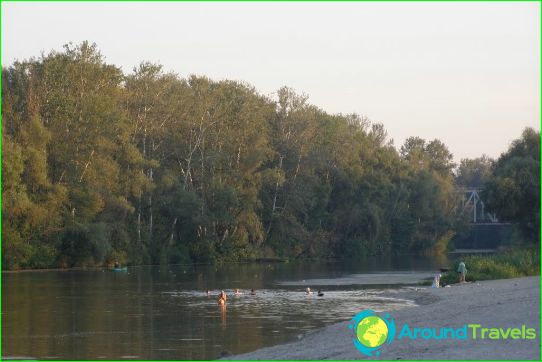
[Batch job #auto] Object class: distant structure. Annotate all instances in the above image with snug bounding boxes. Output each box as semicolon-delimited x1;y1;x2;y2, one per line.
454;188;511;250
459;188;498;224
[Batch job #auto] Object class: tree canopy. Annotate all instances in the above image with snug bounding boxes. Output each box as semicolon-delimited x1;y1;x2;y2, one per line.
483;128;540;243
2;42;534;270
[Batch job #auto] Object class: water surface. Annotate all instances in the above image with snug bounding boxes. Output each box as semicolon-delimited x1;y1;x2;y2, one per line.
3;256;453;359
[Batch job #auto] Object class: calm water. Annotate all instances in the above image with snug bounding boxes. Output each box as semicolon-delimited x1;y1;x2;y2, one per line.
3;255;454;360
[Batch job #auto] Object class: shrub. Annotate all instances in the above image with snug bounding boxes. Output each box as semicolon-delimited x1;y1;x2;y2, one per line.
441;248;540;284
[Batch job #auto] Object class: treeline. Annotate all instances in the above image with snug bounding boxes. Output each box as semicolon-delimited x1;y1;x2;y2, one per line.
1;42;538;270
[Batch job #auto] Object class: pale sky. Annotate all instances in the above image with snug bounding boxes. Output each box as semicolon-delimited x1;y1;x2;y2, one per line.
2;2;540;162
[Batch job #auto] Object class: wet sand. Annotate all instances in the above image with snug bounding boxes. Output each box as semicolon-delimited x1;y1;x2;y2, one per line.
225;276;540;360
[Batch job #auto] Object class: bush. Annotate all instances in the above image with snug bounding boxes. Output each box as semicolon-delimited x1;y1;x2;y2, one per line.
59;222;112;267
29;243;59;269
441;248;540;284
168;244;192;265
60;224;94;267
1;228;32;270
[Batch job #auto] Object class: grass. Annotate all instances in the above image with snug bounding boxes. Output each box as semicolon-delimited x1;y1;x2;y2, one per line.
441;247;540;285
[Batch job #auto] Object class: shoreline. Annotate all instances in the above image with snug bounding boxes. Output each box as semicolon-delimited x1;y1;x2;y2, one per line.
225;276;541;360
1;262;209;273
0;259;295;273
2;249;506;273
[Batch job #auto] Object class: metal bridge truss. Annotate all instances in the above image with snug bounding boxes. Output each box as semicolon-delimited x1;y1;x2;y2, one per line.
460;188;498;224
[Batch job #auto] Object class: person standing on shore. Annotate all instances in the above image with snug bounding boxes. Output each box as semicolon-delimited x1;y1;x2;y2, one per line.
458;261;467;283
432;273;441;288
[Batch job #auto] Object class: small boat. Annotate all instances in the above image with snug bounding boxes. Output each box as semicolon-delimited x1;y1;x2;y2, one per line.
112;267;128;272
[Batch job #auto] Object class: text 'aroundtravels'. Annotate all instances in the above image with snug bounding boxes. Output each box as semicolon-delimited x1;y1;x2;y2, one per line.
397;324;537;340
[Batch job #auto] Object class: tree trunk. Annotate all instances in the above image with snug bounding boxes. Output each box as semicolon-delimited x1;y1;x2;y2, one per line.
148;168;153;243
264;155;284;242
169;217;178;245
137;191;142;243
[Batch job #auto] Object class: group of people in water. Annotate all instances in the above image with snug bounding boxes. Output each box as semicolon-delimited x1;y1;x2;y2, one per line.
209;288;257;306
305;287;324;297
210;287;324;306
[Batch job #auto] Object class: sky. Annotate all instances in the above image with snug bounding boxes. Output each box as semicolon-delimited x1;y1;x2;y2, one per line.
2;1;540;162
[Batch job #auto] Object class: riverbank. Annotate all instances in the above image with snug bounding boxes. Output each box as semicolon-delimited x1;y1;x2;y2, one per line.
225;276;540;360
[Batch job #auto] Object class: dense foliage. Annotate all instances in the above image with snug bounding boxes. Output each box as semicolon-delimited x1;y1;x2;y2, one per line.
455;155;494;188
441;248;540;284
482;128;540;243
1;43;536;270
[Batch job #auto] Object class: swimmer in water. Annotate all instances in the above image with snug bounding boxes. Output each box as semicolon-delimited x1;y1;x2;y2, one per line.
317;290;324;297
306;287;312;295
234;288;242;295
250;288;256;295
218;290;227;306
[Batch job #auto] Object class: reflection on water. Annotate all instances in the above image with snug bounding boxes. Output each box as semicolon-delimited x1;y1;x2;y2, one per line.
2;256;453;359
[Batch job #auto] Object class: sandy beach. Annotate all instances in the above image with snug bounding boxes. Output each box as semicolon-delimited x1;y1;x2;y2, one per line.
226;276;540;360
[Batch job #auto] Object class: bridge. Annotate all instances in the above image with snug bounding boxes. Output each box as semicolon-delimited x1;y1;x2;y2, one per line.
459;188;499;224
455;188;511;250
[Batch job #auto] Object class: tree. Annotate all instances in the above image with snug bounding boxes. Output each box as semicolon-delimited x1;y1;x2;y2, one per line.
456;155;494;188
2;42;472;269
483;128;540;242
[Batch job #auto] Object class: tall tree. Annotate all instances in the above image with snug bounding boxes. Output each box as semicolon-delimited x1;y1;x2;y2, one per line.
483;128;540;242
2;42;474;269
455;155;494;188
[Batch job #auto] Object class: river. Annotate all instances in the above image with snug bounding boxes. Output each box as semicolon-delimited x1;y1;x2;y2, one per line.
2;255;456;359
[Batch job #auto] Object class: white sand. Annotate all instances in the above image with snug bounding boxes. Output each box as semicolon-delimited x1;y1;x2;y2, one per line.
225;276;540;360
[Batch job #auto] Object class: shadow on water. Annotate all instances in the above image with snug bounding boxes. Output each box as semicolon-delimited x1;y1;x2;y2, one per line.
2;255;453;359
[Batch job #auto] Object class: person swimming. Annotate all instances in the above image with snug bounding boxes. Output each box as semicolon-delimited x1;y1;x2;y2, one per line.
234;288;242;295
306;287;312;295
218;290;227;306
250;288;256;295
206;289;211;296
317;290;324;297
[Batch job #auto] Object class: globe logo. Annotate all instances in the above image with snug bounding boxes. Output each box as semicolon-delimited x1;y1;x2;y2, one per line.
357;315;389;347
349;310;396;356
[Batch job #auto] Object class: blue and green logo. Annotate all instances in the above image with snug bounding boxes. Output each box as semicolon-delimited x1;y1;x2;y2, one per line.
348;310;396;357
349;309;537;357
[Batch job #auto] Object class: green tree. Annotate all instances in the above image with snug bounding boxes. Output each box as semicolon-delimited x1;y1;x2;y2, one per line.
456;155;494;188
2;42;476;269
483;128;540;242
